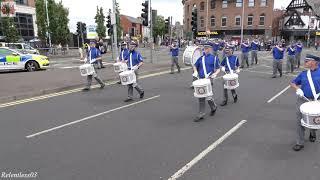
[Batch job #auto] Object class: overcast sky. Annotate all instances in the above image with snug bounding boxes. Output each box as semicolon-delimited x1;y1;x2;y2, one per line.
60;0;292;32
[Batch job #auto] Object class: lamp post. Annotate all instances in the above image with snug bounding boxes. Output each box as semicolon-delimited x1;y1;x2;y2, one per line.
240;0;245;43
45;0;52;49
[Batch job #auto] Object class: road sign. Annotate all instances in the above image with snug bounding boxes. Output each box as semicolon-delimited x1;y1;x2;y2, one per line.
1;0;16;17
86;25;98;39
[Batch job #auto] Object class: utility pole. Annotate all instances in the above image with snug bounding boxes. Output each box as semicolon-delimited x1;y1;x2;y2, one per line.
45;0;52;49
149;0;153;63
240;0;245;44
170;16;173;45
112;0;119;60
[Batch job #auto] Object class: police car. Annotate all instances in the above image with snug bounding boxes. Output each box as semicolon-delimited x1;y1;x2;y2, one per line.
0;47;49;72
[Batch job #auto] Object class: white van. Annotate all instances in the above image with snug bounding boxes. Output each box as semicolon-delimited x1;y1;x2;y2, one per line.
0;43;39;54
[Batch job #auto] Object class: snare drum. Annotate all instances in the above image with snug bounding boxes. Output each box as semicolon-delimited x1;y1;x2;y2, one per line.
192;79;213;98
183;46;202;66
119;70;137;85
113;62;128;73
223;74;239;90
79;64;95;76
300;101;320;129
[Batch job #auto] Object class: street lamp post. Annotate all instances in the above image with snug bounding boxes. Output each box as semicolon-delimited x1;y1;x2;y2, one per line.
112;0;119;59
45;0;52;49
240;0;245;43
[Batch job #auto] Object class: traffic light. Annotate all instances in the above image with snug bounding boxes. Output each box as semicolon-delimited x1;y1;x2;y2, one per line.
76;22;81;34
107;15;112;28
165;17;170;34
141;1;149;26
191;9;198;37
108;25;113;36
82;23;86;34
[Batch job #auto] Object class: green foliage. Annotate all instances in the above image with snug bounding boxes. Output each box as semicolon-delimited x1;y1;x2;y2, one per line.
95;6;106;39
2;17;19;43
115;2;123;42
153;16;166;38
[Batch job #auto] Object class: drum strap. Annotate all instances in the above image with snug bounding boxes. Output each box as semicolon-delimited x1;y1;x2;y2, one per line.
226;57;234;74
307;70;320;100
129;53;133;69
121;50;124;61
201;56;209;78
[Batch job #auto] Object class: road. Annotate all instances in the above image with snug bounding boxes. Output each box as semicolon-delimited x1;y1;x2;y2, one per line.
0;52;319;180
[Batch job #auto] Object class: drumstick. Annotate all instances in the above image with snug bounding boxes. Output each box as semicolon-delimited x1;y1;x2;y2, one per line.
302;96;311;102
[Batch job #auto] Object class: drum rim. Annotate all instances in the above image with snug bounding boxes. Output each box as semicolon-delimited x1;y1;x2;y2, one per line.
300;101;320;115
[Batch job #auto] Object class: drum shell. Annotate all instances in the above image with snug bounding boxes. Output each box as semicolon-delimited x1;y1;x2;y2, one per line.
223;74;239;90
300;101;320;129
119;70;137;85
113;62;128;73
79;64;94;76
192;79;213;98
183;46;202;66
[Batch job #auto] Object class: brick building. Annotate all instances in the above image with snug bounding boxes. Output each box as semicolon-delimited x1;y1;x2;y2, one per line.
182;0;275;40
120;15;143;40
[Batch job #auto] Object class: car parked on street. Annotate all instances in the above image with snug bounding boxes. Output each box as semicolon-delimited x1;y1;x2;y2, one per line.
0;42;40;54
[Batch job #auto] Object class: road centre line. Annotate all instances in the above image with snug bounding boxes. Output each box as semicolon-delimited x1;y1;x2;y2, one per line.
26;95;160;139
167;120;247;180
267;85;291;103
0;67;191;109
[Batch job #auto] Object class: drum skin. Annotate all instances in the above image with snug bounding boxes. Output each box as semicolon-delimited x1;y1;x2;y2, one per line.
183;46;202;66
223;74;239;90
300;101;320;129
79;64;94;76
119;70;136;85
192;79;213;98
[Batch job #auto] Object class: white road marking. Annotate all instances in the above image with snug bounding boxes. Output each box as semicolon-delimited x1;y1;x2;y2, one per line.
26;95;160;139
267;85;291;103
243;69;296;77
167;120;247;180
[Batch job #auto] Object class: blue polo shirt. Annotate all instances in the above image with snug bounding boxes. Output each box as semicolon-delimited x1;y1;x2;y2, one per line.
272;47;285;60
87;47;101;64
194;53;220;79
125;50;143;70
221;55;239;72
170;47;179;57
251;41;260;51
241;43;250;53
212;43;220;52
119;48;129;61
292;68;320;99
296;44;303;53
287;47;296;56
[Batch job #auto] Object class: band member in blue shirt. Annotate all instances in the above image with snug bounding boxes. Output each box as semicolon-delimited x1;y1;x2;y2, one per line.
123;41;144;102
169;40;181;74
271;42;285;78
286;42;296;73
193;43;220;122
295;41;303;68
290;54;320;151
240;39;250;68
251;38;260;65
212;39;220;57
220;46;240;106
116;42;130;84
82;41;105;91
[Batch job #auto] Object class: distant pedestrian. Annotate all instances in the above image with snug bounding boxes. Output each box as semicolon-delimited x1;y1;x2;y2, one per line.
169;40;181;74
240;39;250;68
286;42;296;73
295;41;303;69
251;38;260;65
271;42;285;78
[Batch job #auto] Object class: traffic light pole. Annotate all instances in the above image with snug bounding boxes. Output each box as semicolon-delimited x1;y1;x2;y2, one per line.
112;0;119;61
149;0;153;63
169;16;173;45
45;0;52;50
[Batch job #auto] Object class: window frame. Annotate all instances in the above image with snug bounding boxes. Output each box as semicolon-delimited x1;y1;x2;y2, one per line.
248;0;255;7
222;0;228;8
247;15;253;26
235;15;241;26
259;14;265;26
236;0;243;7
221;16;227;27
200;16;205;27
210;16;216;27
200;1;205;11
260;0;267;7
210;0;215;9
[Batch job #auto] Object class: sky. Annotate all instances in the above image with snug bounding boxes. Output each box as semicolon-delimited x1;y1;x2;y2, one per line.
60;0;292;32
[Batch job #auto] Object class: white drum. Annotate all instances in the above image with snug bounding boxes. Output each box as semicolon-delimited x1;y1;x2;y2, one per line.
119;70;136;85
192;79;213;98
113;62;128;73
183;46;202;66
223;74;239;90
79;64;95;76
300;101;320;129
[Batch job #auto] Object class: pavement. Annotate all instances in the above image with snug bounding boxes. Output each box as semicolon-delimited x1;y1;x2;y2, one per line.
0;53;319;179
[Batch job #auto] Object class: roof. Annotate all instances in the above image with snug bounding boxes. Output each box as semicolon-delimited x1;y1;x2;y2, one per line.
305;0;320;16
122;15;142;24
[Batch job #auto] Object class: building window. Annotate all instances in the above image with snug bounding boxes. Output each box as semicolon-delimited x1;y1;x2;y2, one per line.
259;14;265;25
248;0;255;7
260;0;267;7
221;17;227;27
187;18;189;29
210;0;215;9
235;16;241;26
211;16;215;27
200;16;204;27
15;0;28;5
236;0;242;7
200;2;205;11
187;5;190;14
222;0;228;8
247;15;253;26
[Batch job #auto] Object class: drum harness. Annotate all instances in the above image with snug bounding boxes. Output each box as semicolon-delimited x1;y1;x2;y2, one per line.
307;70;320;101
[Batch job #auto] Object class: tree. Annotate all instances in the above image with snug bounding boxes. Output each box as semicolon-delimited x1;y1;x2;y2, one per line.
95;6;106;39
2;17;19;43
115;2;123;42
153;16;166;39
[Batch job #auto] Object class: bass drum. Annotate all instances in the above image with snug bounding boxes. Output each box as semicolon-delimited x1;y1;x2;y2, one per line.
183;46;202;66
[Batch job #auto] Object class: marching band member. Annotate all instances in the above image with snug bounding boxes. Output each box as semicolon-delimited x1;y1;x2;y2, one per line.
240;39;250;68
271;42;285;78
295;41;303;69
193;43;220;122
117;42;130;84
251;38;260;65
212;39;220;57
290;54;320;151
82;41;105;91
169;40;181;74
123;41;144;102
220;46;240;106
286;42;296;74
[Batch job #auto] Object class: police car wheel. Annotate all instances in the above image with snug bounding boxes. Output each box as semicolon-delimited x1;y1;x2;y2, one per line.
26;61;39;72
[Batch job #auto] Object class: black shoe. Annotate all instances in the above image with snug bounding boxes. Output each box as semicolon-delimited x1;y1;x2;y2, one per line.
101;66;106;68
100;83;105;89
240;66;244;68
140;91;145;99
271;76;276;78
309;133;316;142
233;95;238;103
170;72;174;74
292;144;304;151
178;69;181;73
117;81;121;84
210;107;217;116
82;87;90;91
220;101;227;106
280;72;283;77
124;98;133;102
194;116;204;122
